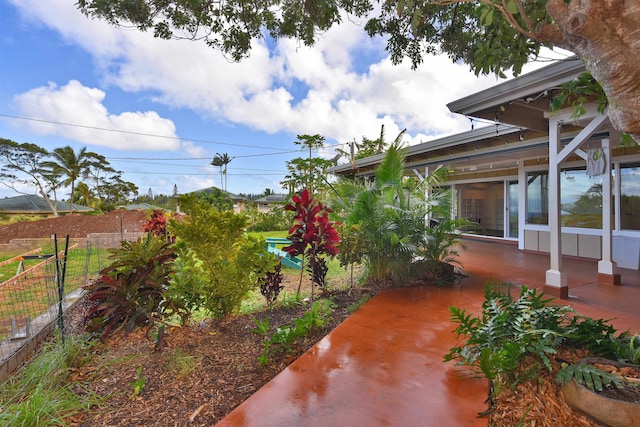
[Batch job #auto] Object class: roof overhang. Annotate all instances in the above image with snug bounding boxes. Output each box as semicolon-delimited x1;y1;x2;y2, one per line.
329;125;545;177
447;58;586;132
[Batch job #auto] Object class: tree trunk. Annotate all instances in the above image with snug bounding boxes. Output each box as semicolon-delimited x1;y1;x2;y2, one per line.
537;0;640;142
69;182;75;214
36;183;58;217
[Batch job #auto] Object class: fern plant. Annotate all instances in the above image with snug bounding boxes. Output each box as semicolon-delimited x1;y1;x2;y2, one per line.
444;282;572;411
445;280;640;414
556;363;626;392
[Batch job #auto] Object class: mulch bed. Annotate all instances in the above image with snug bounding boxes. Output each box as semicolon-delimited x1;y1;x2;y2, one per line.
67;289;370;426
489;348;629;426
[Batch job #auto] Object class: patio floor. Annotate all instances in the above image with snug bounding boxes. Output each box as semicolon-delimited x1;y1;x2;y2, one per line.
216;239;640;427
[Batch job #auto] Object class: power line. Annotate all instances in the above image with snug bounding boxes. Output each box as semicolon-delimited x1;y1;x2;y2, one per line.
105;147;305;162
107;158;287;172
0;113;300;152
123;171;285;176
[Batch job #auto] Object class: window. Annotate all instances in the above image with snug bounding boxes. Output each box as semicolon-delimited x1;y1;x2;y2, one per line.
526;168;602;229
561;168;602;228
527;172;548;225
620;163;640;230
455;181;505;237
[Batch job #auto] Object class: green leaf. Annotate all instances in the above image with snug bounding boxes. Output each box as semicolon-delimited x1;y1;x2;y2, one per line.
485;9;494;26
506;0;519;15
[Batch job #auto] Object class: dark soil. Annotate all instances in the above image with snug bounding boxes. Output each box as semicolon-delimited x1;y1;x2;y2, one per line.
0;210;148;244
66;289;368;426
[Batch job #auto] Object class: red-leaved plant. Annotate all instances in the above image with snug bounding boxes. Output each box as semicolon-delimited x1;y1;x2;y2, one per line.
143;209;172;241
283;189;340;296
143;209;167;237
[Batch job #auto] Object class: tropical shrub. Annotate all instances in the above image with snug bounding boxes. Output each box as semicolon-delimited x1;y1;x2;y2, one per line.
414;194;474;286
169;195;270;319
283;189;340;295
143;209;171;239
83;234;179;337
444;281;639;412
332;141;459;286
167;243;207;325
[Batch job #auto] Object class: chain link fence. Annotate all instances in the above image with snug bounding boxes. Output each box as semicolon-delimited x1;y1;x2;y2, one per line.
0;232;143;382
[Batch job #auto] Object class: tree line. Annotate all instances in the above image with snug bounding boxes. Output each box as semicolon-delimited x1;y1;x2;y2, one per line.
0;138;137;216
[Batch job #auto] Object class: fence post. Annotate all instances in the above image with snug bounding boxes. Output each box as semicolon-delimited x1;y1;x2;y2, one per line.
53;234;70;341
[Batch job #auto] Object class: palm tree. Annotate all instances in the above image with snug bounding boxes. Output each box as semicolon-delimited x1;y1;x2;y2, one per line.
332;140;457;286
211;155;224;189
212;153;232;191
74;181;100;208
42;146;97;214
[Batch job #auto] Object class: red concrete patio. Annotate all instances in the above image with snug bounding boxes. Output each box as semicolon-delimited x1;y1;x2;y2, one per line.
216;239;640;427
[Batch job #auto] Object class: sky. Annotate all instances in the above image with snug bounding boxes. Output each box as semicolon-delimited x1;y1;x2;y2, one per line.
0;0;572;200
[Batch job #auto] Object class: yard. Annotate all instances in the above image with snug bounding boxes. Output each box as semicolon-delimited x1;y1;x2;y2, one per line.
1;207;638;426
0;209;372;425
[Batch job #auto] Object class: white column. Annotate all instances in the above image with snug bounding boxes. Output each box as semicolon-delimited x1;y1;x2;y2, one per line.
598;138;617;275
518;166;526;250
545;118;567;291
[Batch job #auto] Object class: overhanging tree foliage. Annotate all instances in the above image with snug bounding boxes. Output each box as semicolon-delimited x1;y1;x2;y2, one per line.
76;0;640;141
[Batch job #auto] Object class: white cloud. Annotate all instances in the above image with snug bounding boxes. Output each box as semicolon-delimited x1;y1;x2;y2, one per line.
12;80;180;151
9;0;558;155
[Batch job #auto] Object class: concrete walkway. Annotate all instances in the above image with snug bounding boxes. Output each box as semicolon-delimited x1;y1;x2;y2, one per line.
217;239;640;426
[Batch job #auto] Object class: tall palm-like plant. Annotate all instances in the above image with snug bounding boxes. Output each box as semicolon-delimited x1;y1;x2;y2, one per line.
212;153;232;191
42;146;98;214
334;142;414;284
74;181;97;208
332;140;456;286
211;155;224;189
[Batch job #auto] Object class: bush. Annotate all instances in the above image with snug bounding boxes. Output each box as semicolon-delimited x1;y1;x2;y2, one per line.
169;195;270;319
83;234;179;336
257;254;284;307
246;206;291;232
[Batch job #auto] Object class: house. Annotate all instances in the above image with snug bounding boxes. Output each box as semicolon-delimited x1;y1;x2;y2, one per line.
0;194;92;218
329;57;640;299
190;187;247;213
253;194;288;213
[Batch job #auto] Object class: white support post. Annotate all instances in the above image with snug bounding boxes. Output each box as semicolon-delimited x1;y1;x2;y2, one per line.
545;118;568;298
598;138;620;285
423;167;431;226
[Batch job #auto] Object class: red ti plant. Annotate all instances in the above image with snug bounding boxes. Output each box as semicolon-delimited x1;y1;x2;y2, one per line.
283;189;340;296
144;209;172;241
